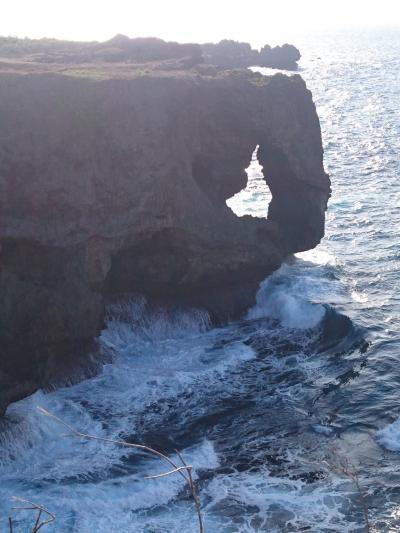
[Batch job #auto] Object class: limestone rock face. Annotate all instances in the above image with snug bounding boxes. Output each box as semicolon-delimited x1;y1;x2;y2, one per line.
0;65;329;414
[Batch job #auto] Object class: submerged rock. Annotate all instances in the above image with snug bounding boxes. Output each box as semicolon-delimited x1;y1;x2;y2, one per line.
0;50;329;414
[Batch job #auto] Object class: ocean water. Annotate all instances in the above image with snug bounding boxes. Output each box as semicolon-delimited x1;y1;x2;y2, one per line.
1;28;400;532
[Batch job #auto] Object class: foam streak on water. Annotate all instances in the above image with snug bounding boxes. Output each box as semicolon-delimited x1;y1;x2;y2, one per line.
2;28;400;532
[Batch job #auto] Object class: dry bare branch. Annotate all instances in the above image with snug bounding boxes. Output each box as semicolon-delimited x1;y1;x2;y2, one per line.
175;448;204;533
144;465;193;480
10;496;55;532
37;406;204;533
322;457;371;532
37;407;188;481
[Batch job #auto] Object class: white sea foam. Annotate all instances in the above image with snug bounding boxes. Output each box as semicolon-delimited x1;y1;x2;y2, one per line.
312;424;336;436
0;252;350;531
0;304;226;531
0;279;356;531
296;248;338;266
203;468;358;532
247;264;326;329
0;301;252;483
250;66;298;77
3;438;219;533
377;418;400;451
351;291;369;303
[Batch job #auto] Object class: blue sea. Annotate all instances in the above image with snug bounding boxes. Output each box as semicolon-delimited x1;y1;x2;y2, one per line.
1;28;400;531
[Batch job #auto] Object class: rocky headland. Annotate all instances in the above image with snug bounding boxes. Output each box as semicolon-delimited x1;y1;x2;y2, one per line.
201;40;301;70
0;37;329;414
0;35;301;70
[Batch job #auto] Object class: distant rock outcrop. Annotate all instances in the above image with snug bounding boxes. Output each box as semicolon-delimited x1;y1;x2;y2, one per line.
258;43;301;70
0;36;301;70
0;41;327;415
201;40;301;70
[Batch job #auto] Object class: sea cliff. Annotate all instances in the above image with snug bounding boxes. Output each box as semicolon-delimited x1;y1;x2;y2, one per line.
0;41;330;414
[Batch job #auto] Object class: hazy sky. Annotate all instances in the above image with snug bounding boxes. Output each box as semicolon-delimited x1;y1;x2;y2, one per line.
2;0;400;45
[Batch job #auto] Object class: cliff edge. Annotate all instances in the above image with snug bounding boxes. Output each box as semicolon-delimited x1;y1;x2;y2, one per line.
0;48;329;415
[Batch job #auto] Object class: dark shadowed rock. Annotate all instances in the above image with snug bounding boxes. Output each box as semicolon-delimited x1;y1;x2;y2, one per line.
201;40;258;68
259;43;301;70
0;52;329;414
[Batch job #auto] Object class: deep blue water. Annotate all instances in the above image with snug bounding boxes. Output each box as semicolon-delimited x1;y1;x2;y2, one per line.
1;28;400;532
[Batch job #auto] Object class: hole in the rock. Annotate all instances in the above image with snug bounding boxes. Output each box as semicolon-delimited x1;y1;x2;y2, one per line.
226;145;272;218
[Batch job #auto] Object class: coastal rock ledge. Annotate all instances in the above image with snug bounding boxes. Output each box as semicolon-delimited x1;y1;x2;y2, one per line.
0;59;330;414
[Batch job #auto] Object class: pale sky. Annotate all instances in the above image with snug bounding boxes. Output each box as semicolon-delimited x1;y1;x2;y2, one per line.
1;0;400;46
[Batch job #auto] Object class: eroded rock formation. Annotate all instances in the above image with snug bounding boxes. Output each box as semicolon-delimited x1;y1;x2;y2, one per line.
0;51;329;414
202;40;301;70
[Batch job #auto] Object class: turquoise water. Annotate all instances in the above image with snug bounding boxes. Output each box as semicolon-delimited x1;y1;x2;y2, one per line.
1;28;400;532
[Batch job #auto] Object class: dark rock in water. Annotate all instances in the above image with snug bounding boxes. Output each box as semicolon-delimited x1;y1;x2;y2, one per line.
0;46;329;414
258;43;301;70
201;40;301;70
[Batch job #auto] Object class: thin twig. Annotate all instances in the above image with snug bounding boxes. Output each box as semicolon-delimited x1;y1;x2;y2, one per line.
11;497;55;532
8;517;13;533
144;465;193;479
175;448;204;533
322;458;370;532
11;507;38;511
37;407;189;482
33;509;42;532
37;406;204;532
